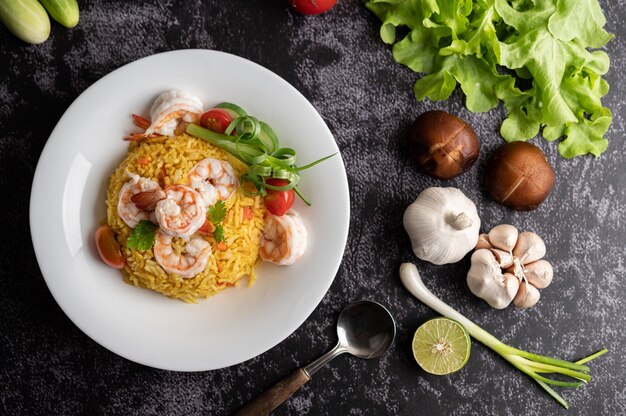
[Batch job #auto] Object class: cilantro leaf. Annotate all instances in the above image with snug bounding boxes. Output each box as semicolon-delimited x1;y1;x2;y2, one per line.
213;224;225;243
126;220;158;250
208;200;226;224
207;201;227;243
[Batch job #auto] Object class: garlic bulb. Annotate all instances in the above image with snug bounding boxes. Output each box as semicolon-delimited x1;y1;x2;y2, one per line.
467;225;553;309
403;187;481;265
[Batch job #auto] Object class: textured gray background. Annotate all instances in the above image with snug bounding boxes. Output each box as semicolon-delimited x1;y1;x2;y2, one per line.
1;0;625;415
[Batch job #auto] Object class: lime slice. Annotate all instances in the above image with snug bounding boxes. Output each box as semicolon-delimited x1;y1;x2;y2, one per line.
412;317;471;375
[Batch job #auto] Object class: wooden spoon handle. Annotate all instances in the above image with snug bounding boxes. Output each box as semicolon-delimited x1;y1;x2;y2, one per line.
233;368;311;416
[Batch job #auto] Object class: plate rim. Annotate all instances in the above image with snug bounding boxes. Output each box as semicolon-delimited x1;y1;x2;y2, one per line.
29;49;350;371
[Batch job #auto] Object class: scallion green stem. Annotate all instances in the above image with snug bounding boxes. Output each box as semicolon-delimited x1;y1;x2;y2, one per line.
535;380;569;409
186;123;261;164
297;153;338;171
506;357;584;387
506;355;588;385
293;186;311;206
399;263;608;409
512;356;591;382
576;348;608;365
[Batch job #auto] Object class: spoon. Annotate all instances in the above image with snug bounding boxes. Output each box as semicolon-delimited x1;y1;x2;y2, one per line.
234;300;396;416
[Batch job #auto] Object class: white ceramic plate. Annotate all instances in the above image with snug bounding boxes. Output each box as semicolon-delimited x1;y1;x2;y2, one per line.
30;50;349;371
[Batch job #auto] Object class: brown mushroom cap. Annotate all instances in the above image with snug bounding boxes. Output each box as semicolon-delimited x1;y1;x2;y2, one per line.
408;111;480;180
485;142;555;211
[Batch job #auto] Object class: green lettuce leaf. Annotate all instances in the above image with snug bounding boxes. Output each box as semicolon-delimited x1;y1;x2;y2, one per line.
548;0;613;48
440;0;500;61
495;79;543;141
495;0;611;156
392;1;504;113
365;0;427;44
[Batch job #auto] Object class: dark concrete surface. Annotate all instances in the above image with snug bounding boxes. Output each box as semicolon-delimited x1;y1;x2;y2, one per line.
1;1;625;415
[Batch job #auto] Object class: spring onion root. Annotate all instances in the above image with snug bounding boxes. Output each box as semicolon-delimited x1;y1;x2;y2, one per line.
399;263;608;409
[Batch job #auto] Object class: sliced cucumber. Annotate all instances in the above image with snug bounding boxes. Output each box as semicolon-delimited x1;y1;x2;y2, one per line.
258;122;279;154
216;102;248;119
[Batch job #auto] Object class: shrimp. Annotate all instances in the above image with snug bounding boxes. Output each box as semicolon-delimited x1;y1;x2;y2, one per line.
188;158;238;206
259;209;308;265
155;185;206;239
144;90;204;136
153;231;211;278
117;173;162;228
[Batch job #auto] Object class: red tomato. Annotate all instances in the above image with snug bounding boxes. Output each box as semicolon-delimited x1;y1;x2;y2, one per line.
264;178;295;216
289;0;337;15
95;225;125;269
200;109;233;134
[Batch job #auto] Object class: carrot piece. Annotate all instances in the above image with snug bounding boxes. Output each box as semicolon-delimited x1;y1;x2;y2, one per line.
242;207;254;220
216;242;227;251
197;218;213;234
136;156;149;166
160;166;168;187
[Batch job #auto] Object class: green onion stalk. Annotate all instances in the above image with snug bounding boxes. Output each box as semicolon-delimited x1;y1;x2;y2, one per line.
186;106;334;205
399;263;608;409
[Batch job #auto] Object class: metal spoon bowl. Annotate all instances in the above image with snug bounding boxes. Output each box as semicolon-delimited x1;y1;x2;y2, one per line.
235;300;396;416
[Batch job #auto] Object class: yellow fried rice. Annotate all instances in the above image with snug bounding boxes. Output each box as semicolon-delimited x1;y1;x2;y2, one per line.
106;134;265;303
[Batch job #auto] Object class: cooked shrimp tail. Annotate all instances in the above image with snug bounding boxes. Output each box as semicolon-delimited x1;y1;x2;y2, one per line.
144;90;204;137
132;114;151;130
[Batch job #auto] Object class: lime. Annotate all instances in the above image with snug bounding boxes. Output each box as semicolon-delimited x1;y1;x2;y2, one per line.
412;317;471;375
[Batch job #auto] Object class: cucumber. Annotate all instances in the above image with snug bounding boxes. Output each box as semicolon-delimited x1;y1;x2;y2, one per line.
258;122;279;154
0;0;50;44
39;0;79;28
216;102;248;119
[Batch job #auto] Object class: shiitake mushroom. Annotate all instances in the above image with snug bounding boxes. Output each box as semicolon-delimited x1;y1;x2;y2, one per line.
408;111;480;180
485;142;555;211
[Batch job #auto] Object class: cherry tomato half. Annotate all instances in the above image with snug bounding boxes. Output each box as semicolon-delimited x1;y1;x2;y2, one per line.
264;178;295;216
95;225;125;269
289;0;337;15
200;108;233;134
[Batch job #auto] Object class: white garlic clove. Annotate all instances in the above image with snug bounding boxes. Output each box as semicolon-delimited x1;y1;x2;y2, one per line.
467;249;518;309
503;273;521;302
487;224;518;252
513;281;541;308
524;260;553;289
513;231;546;264
490;249;514;268
475;233;492;249
403;187;481;265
